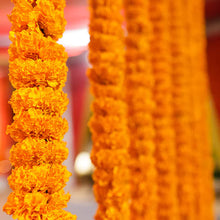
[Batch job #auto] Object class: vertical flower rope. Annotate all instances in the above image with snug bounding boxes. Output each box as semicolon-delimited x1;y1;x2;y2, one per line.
87;0;131;219
186;0;215;219
3;0;76;219
149;0;179;219
124;0;157;219
169;1;195;219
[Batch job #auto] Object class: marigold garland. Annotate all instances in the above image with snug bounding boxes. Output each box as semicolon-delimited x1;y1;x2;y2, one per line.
88;0;131;219
169;1;195;219
3;0;76;219
124;0;157;219
3;0;214;219
149;0;179;219
185;0;215;219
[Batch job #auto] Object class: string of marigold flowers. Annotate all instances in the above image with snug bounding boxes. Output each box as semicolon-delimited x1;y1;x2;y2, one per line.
3;0;76;219
87;0;131;219
186;0;214;219
124;0;157;219
149;1;179;219
197;1;215;218
169;1;196;219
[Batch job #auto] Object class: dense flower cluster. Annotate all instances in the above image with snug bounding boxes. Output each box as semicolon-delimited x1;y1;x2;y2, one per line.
149;1;179;219
10;138;68;167
124;0;157;219
169;1;195;219
3;0;76;219
87;0;214;219
88;0;131;219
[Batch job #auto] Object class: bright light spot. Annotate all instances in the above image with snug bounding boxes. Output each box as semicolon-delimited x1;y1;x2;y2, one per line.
0;160;11;174
58;28;90;48
74;152;93;176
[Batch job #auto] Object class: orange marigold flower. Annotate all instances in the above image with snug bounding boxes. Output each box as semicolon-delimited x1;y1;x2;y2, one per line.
90;148;129;170
89;19;123;36
87;67;123;85
90;82;123;99
9;59;67;89
92;98;126;117
91;131;129;151
3;190;71;219
8;164;71;193
37;0;66;40
93;167;130;189
88;51;124;68
9;1;37;32
7;109;68;142
89;115;126;134
10;87;68;116
9;30;67;62
10;138;68;167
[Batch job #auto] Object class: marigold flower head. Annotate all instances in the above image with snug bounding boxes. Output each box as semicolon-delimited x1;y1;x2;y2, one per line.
90;82;123;99
8;164;71;194
93;167;130;188
9;1;38;33
92;131;129;151
91;148;129;170
126;72;154;88
89;19;123;36
92;98;126;117
88;50;124;68
89;115;126;134
36;0;66;40
9;30;67;62
3;190;71;219
9;59;67;90
7;109;68;142
89;4;123;23
10;138;68;167
87;67;123;86
10;87;68;116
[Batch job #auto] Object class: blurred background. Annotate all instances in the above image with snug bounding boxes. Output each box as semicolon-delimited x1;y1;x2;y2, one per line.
0;0;220;219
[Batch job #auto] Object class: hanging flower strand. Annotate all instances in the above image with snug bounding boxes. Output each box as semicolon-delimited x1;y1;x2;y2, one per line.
196;1;215;218
87;0;131;219
186;0;215;219
149;0;179;219
169;1;196;219
3;0;76;219
124;0;157;219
